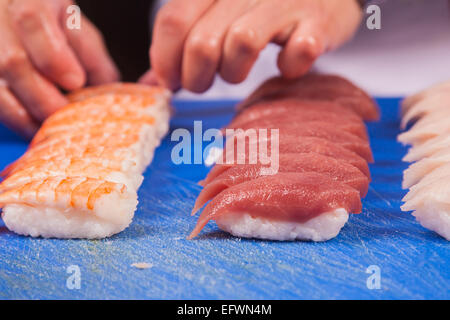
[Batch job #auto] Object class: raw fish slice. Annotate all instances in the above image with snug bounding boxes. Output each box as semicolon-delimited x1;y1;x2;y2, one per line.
0;177;137;239
0;158;142;191
401;81;450;115
398;117;450;146
401;92;450;129
189;172;362;239
226;124;373;162
233;115;369;141
238;74;379;120
403;134;450;162
230;98;362;128
192;153;369;214
202;136;371;185
401;176;450;240
402;150;450;188
408;105;450;128
403;163;450;202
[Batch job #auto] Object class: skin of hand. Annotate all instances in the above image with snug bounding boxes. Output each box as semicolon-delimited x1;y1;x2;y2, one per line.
144;0;362;93
0;0;119;139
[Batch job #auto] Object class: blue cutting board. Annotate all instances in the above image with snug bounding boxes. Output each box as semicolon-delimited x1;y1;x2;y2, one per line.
0;98;448;300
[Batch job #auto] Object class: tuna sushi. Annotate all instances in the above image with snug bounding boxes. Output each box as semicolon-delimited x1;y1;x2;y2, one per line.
189;172;362;241
191;73;377;241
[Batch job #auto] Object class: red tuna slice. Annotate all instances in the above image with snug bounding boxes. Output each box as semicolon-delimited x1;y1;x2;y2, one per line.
223;123;373;162
230;98;362;129
231;114;369;141
238;74;379;121
188;172;362;239
192;152;369;214
200;136;371;186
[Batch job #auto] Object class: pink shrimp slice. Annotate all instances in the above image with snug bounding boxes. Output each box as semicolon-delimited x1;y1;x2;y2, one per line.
25;128;145;157
67;83;166;103
4;156;136;178
0;177;127;212
3;145;138;178
0;158;135;191
51;94;158;123
31;114;155;146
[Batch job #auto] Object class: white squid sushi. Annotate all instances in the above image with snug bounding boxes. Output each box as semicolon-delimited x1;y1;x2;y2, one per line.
401;80;450;116
401;175;450;241
400;83;450;240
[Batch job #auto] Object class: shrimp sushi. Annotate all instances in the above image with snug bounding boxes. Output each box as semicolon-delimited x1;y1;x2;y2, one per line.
399;83;450;240
0;83;171;239
1;177;137;239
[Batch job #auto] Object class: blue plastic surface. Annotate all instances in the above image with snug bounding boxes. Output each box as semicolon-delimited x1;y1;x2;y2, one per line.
0;98;448;300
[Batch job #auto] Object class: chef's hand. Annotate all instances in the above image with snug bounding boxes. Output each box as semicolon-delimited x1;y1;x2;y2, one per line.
143;0;362;93
0;0;119;138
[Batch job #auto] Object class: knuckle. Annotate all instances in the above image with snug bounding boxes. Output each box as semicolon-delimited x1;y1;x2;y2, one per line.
185;34;220;64
34;56;60;76
8;1;39;25
228;25;259;56
0;49;28;73
156;7;189;34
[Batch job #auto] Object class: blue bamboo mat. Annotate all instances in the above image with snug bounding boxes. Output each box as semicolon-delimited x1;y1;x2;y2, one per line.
0;98;448;299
